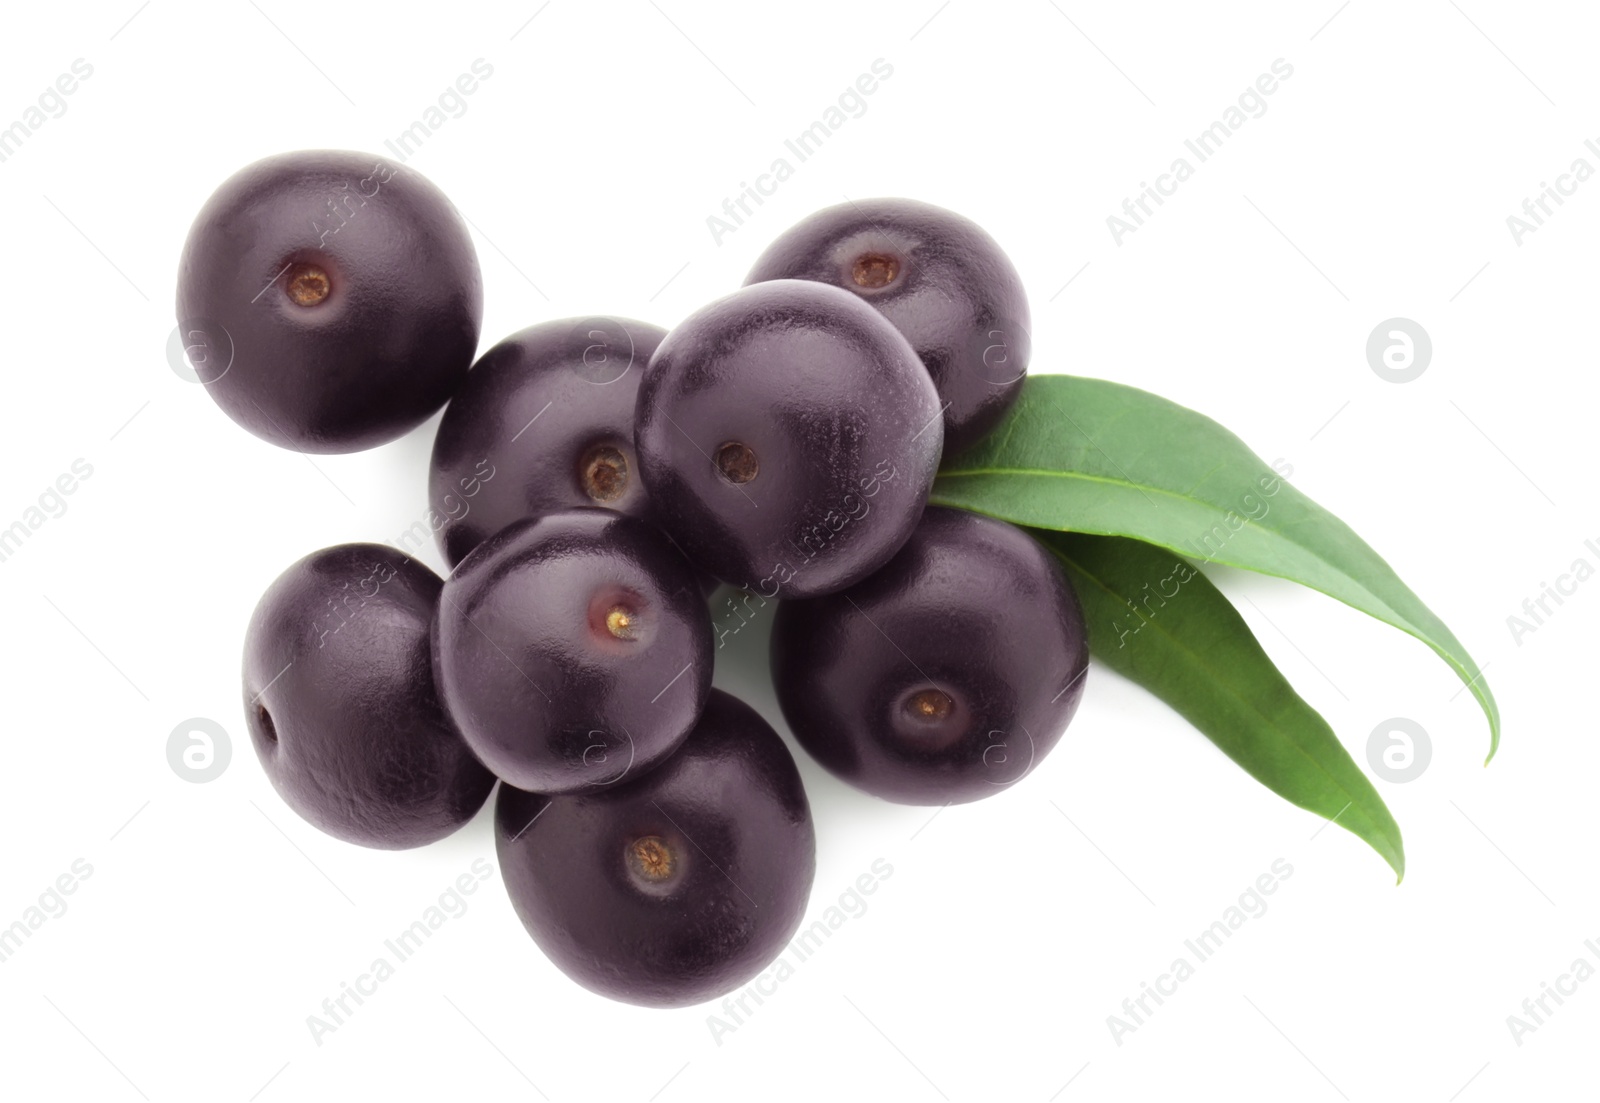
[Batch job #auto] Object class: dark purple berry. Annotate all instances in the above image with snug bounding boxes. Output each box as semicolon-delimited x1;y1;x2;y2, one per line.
432;508;712;794
429;318;666;569
243;544;494;848
177;150;482;453
495;689;815;1007
746;199;1030;454
771;507;1088;805
635;280;942;600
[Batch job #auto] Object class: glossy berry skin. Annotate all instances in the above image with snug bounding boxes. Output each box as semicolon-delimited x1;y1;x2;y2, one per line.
429;318;665;569
745;199;1030;455
771;508;1088;805
495;689;815;1008
177;150;482;453
242;544;494;849
432;508;712;794
635;280;942;600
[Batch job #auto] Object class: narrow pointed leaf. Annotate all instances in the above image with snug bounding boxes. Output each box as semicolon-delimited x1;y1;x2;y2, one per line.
932;375;1499;760
1039;531;1404;880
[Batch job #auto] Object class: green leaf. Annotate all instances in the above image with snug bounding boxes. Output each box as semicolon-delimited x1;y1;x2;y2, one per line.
932;375;1500;760
1038;531;1404;881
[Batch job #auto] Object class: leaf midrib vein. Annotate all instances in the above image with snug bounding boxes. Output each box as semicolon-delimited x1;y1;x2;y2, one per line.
932;470;1409;623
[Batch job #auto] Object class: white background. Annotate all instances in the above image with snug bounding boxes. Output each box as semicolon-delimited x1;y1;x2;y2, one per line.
0;2;1593;1100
